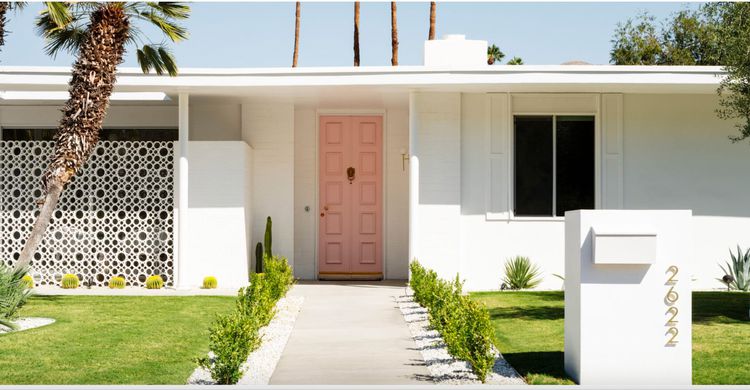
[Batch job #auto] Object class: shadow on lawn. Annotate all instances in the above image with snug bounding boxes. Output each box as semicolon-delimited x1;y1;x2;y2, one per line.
692;292;750;324
488;306;564;321
502;351;572;384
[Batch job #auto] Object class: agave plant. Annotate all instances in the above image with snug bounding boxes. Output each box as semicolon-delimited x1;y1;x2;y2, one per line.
0;263;32;330
502;256;542;290
718;245;750;291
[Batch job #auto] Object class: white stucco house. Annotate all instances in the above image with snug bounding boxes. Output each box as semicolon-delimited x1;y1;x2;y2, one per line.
1;36;747;291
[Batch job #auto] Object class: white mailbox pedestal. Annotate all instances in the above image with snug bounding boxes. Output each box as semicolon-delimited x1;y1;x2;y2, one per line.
564;210;692;385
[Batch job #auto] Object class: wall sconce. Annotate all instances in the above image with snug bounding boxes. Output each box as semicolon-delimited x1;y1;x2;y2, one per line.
400;148;409;171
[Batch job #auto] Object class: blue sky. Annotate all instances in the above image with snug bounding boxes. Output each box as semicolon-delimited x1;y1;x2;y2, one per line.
1;2;699;68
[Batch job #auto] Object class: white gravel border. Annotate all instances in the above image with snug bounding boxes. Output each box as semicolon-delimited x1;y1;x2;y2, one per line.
395;294;526;385
0;317;55;334
188;295;304;385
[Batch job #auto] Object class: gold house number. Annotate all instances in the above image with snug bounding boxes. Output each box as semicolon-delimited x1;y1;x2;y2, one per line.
664;265;679;346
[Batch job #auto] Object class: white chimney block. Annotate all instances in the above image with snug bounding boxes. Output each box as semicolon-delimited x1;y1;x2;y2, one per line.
423;34;487;67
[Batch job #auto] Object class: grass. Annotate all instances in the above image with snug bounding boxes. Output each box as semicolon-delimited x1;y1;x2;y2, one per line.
471;291;571;385
470;290;750;385
0;295;235;385
692;292;750;385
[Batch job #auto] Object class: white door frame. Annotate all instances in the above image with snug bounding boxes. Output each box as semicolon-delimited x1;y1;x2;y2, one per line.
314;109;388;279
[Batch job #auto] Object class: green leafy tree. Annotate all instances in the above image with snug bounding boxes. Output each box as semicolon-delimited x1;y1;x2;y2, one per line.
610;12;663;65
660;8;723;65
715;2;750;143
507;56;524;65
16;2;190;270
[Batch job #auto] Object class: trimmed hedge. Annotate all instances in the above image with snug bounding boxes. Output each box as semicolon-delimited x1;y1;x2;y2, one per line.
198;255;294;384
409;260;496;382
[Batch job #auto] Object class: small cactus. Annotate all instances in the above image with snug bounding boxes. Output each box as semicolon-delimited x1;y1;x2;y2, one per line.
21;274;34;289
255;242;264;274
264;216;272;258
145;275;164;289
109;276;126;289
61;274;79;289
203;276;218;289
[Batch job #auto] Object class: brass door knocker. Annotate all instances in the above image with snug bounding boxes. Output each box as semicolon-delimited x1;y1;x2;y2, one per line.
347;167;355;184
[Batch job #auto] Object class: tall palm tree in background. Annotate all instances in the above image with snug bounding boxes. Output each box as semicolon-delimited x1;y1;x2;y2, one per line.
391;2;398;66
0;2;26;51
292;2;300;67
487;44;505;65
428;2;436;40
15;2;190;270
353;1;360;66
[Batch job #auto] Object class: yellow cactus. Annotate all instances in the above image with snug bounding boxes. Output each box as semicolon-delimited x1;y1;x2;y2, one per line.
61;274;79;289
145;275;164;289
109;276;126;289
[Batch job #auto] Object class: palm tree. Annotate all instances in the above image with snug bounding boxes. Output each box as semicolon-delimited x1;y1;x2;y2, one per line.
391;2;398;66
487;44;505;65
15;2;190;270
353;1;360;66
428;2;436;40
507;56;524;65
0;2;27;51
292;2;300;67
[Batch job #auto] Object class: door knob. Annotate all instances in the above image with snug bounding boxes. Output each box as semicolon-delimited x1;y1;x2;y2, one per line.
347;167;355;183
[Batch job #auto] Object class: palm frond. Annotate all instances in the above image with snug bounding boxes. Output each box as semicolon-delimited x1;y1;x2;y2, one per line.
136;44;178;76
43;1;73;29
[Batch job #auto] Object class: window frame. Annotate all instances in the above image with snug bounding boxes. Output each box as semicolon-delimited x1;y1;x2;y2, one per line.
510;111;600;222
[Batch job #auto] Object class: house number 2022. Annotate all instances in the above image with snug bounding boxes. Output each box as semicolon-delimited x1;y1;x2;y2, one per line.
664;265;679;346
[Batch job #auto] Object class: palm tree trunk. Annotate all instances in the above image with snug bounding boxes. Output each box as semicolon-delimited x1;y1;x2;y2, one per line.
391;2;398;66
353;1;360;67
0;2;9;49
15;4;129;270
292;2;300;67
428;2;436;40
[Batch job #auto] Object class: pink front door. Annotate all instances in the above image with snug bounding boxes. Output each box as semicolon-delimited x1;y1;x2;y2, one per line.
318;116;383;279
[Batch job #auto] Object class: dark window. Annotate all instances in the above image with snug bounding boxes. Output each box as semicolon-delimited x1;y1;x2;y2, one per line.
1;128;178;141
514;116;553;216
513;115;595;217
556;116;595;216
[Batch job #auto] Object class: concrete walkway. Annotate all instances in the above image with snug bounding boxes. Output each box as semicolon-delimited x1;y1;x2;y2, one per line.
270;281;431;385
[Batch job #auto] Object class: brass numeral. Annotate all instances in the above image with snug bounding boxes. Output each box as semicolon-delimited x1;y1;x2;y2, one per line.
666;265;679;284
666;327;679;345
665;306;679;325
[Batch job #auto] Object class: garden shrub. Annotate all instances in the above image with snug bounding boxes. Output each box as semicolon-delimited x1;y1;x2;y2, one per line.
409;260;496;382
61;274;79;289
197;312;260;384
21;274;34;289
203;276;218;289
145;275;164;289
0;264;32;329
199;255;295;384
502;256;542;290
108;276;126;289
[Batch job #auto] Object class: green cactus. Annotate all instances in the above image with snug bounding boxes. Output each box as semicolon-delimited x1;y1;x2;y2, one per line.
255;242;264;274
264;216;272;258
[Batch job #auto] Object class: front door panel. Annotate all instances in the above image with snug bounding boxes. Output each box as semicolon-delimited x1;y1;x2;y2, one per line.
318;116;382;279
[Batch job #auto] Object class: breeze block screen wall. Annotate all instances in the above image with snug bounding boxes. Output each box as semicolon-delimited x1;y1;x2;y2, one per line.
0;140;176;287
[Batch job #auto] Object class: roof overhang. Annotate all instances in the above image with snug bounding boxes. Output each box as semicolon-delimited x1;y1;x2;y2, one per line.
0;65;726;106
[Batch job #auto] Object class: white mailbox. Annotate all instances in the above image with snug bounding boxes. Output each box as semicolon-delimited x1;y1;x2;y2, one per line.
592;228;657;265
564;210;692;386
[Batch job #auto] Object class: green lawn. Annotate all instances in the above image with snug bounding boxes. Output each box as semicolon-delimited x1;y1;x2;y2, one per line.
471;291;750;385
0;295;235;384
